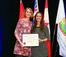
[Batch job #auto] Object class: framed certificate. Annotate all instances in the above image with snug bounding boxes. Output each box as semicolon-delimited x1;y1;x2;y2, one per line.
22;34;39;47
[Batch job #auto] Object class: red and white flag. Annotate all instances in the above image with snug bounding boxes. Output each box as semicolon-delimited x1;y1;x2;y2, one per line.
44;0;50;36
19;0;25;19
44;0;51;57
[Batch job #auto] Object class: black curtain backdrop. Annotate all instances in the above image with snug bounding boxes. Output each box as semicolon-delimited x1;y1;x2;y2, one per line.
2;0;66;57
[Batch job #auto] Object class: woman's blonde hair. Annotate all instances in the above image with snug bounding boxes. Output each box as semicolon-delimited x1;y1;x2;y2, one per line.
24;7;33;18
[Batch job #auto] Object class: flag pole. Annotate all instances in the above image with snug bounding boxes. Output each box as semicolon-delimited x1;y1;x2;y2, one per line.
52;23;59;57
53;24;59;57
54;44;58;57
52;23;56;50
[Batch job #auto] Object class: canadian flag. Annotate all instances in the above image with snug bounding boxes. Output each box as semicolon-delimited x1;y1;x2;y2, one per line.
44;0;51;57
19;0;25;19
44;0;50;34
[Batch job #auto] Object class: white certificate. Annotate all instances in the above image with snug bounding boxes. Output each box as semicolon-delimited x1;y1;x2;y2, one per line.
22;34;39;47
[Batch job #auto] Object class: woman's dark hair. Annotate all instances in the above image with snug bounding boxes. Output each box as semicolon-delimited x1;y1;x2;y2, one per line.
31;12;45;33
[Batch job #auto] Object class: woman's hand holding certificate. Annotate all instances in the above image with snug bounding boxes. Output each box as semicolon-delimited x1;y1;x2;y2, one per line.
22;34;39;47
